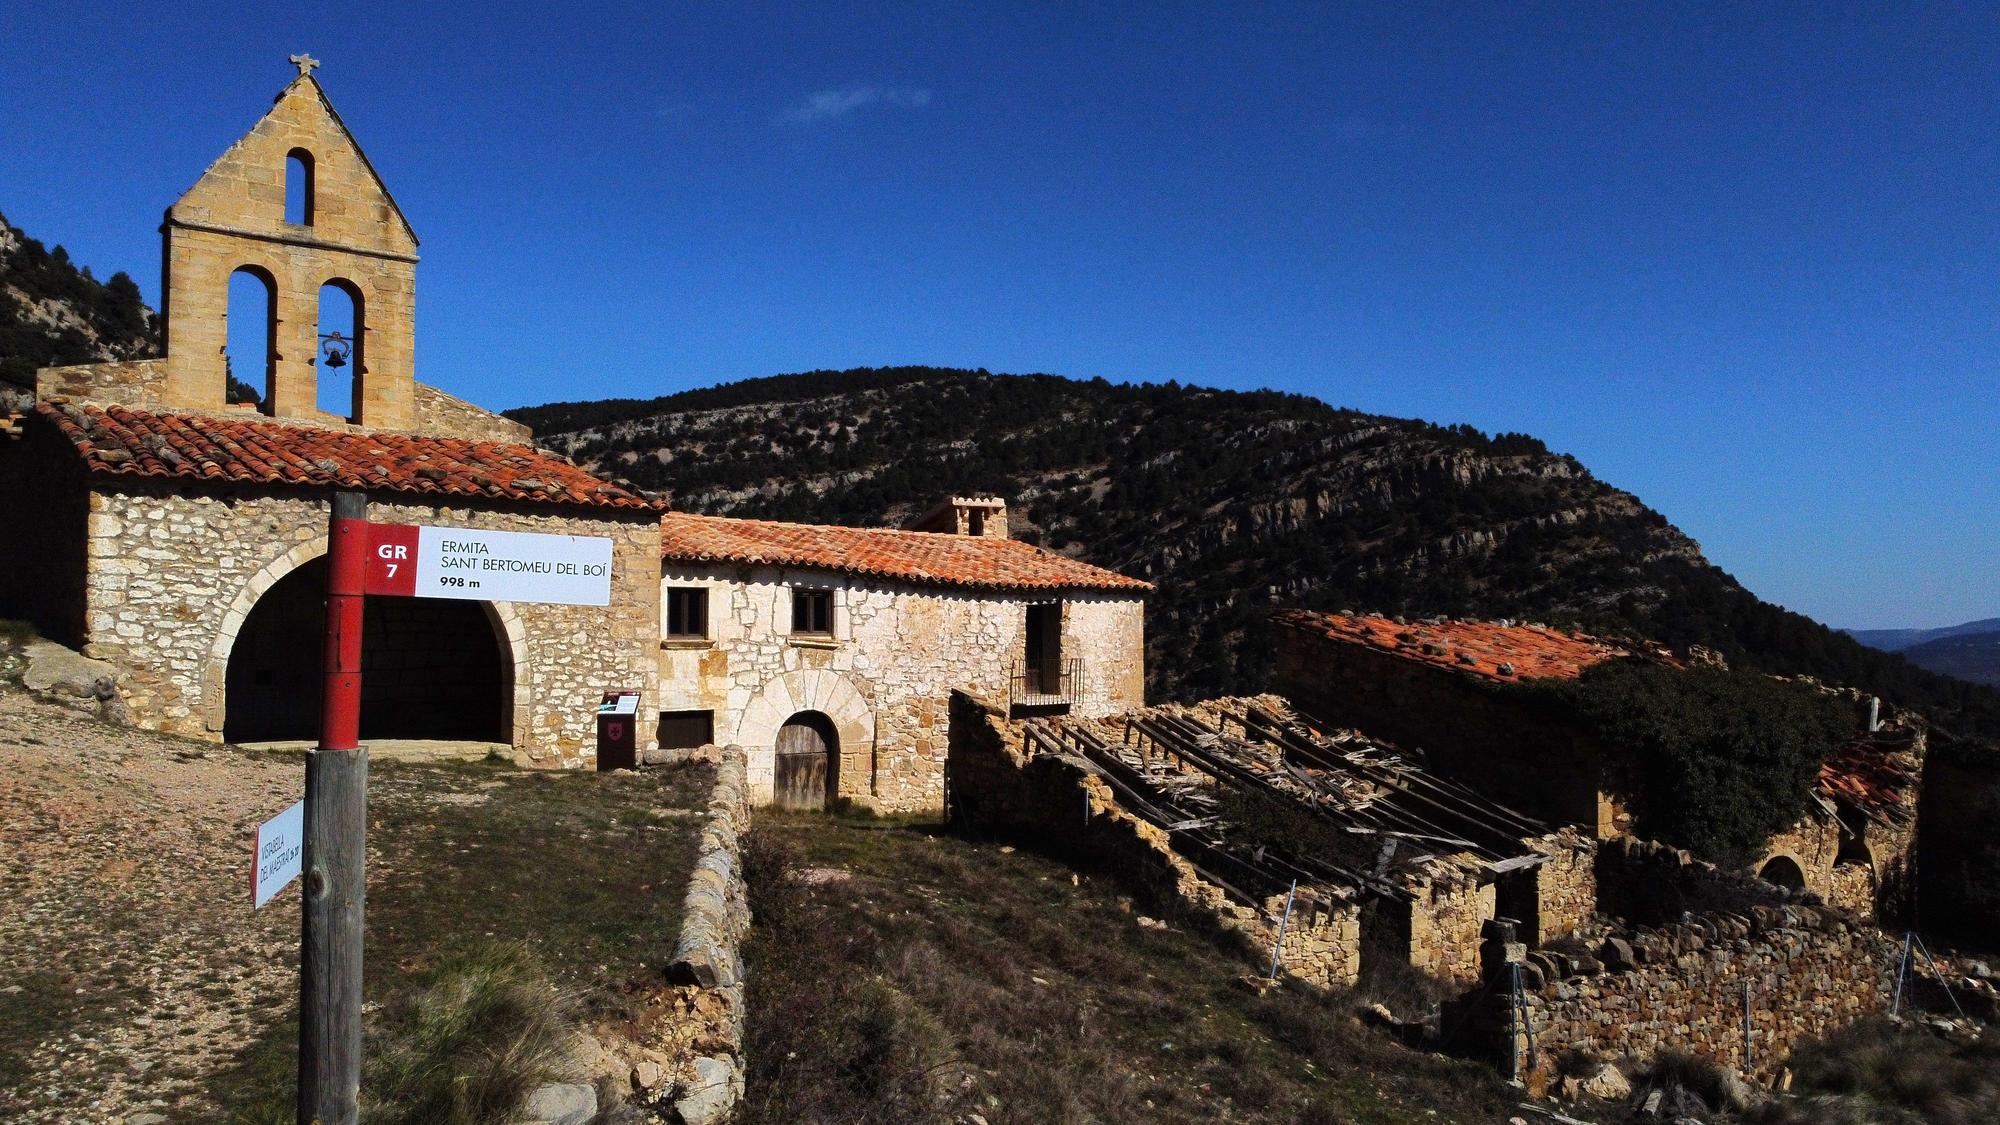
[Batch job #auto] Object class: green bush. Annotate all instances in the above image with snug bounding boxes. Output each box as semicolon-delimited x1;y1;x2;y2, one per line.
1536;662;1855;865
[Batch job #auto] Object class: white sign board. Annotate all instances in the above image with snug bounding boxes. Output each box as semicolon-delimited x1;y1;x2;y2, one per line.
254;799;305;908
367;524;613;606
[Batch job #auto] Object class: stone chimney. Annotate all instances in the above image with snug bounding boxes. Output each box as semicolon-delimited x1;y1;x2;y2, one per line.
906;496;1009;538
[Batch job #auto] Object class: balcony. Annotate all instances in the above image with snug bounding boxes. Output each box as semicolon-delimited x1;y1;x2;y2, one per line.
1010;657;1083;710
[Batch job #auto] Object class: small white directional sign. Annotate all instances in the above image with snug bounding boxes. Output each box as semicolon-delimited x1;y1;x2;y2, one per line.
366;523;613;606
253;799;305;908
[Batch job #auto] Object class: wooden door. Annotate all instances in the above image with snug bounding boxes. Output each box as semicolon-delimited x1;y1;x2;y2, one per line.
775;716;831;811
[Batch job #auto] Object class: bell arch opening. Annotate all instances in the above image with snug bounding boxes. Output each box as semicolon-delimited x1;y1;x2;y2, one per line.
226;266;277;408
316;279;363;419
223;556;510;744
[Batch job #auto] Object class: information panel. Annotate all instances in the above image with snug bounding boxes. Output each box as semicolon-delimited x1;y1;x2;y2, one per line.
365;523;613;606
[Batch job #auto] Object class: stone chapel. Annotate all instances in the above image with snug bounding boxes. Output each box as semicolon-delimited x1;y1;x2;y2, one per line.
0;62;1148;814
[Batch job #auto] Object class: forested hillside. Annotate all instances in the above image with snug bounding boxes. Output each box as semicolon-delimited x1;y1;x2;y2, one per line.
0;211;157;400
512;367;2000;738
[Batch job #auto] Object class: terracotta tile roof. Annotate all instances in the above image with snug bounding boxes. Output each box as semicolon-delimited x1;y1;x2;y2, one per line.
1819;735;1920;823
660;512;1151;594
35;402;661;512
1273;609;1632;682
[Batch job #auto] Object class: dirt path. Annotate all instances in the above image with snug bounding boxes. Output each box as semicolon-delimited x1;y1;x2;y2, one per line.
0;688;714;1123
0;689;299;1123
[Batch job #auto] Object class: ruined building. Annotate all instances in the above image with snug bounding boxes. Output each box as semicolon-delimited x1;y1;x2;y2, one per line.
0;62;1148;813
1271;609;1922;920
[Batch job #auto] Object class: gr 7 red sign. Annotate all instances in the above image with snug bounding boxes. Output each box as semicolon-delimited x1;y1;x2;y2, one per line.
363;523;613;606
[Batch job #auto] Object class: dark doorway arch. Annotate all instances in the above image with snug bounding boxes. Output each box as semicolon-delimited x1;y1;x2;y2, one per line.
224;556;509;743
1758;855;1808;893
774;711;838;811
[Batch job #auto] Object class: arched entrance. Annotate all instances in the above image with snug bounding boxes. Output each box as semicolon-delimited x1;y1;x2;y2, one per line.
1758;855;1808;893
223;556;510;744
774;711;838;811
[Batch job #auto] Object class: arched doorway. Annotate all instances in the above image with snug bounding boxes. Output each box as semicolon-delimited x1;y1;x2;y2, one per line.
774;711;838;811
223;556;510;744
1758;855;1808;894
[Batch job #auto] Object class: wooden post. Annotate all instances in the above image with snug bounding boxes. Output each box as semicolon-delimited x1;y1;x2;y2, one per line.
300;490;368;1125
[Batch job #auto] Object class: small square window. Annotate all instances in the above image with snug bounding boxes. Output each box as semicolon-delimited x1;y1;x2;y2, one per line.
667;587;707;638
791;588;833;636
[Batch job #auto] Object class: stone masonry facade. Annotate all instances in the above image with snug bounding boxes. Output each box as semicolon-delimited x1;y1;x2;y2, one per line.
661;565;1144;813
82;481;661;767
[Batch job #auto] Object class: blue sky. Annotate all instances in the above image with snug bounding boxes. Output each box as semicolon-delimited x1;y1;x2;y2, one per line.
2;3;1995;629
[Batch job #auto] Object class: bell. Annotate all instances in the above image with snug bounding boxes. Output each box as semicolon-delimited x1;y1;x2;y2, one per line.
323;351;346;369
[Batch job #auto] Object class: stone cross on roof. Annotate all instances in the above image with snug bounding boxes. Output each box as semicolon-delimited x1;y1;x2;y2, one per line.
289;52;320;77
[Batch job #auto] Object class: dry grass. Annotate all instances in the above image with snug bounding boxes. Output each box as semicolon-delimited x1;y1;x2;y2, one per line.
1752;1018;2000;1125
198;758;713;1123
739;810;1515;1124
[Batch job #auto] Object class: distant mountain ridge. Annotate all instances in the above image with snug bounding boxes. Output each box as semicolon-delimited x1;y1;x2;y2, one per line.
511;366;2000;739
1846;618;2000;689
1846;618;2000;653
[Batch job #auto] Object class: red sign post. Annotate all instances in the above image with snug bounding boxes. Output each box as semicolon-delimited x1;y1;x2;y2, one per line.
299;491;369;1125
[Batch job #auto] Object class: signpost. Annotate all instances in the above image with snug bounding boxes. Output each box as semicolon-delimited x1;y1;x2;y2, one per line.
254;799;305;908
295;493;616;1125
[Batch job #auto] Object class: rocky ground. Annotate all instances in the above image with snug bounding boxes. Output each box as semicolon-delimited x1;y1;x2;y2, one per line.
0;688;299;1123
0;685;712;1124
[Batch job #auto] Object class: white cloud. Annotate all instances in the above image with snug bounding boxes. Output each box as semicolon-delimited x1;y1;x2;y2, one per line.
781;86;932;124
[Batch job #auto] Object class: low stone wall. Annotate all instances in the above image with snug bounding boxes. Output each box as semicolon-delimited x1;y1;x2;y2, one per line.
628;744;750;1125
1594;835;1791;927
1454;905;1895;1090
947;690;1361;987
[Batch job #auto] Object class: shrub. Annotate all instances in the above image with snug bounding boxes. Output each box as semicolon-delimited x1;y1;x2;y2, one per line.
365;942;575;1125
1535;662;1855;865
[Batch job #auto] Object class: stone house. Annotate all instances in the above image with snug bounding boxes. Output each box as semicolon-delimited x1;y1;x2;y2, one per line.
656;507;1149;813
1271;609;1922;919
0;62;1152;789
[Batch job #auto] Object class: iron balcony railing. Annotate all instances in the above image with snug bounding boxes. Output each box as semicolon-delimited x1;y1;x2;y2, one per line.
1010;657;1084;708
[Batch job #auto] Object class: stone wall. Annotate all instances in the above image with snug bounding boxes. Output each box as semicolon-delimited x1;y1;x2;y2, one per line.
412;381;533;443
1406;871;1495;986
638;743;750;1125
36;359;176;409
80;481;660;766
1594;836;1793;928
1916;740;2000;942
1526;829;1598;944
659;565;1145;813
1464;906;1895;1089
946;690;1361;986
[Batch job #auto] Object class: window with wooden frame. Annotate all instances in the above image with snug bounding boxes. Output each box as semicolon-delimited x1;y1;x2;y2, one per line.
791;587;833;637
666;586;708;639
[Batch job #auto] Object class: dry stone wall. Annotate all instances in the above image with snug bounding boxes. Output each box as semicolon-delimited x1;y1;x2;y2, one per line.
660;566;1144;813
641;743;750;1125
1487;907;1896;1088
80;481;660;766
